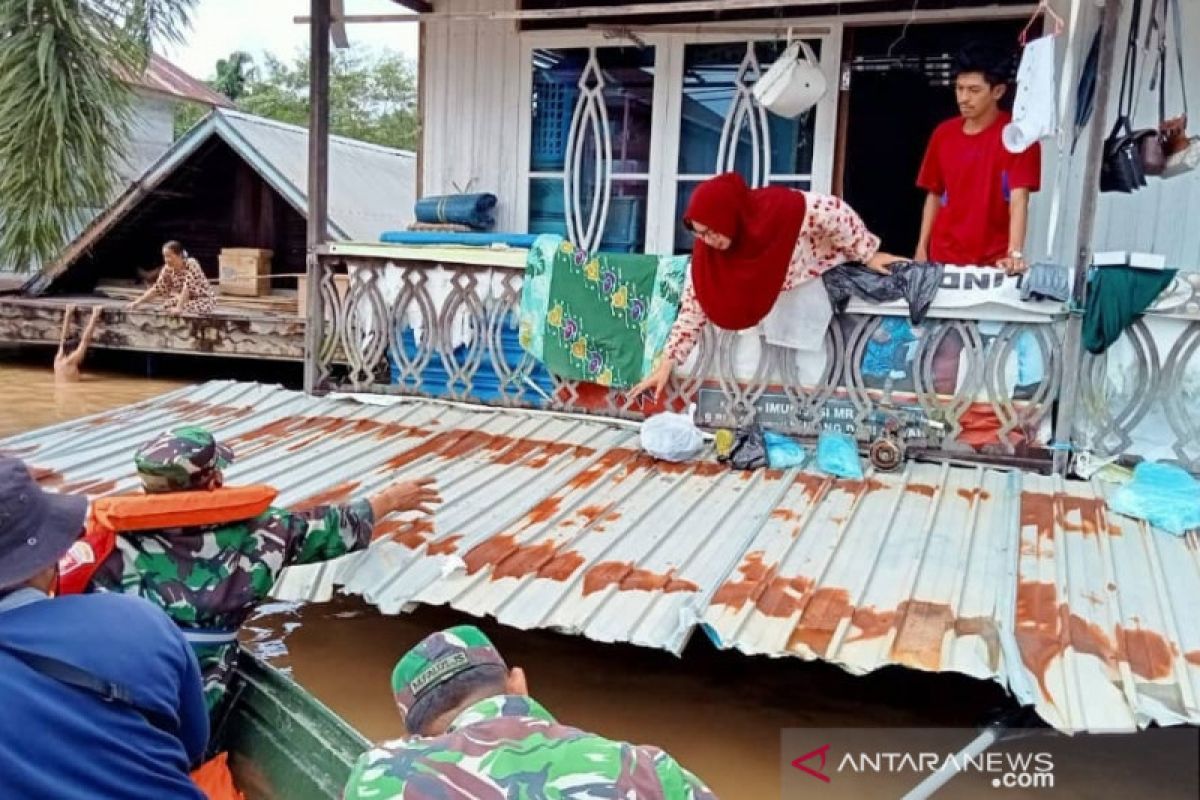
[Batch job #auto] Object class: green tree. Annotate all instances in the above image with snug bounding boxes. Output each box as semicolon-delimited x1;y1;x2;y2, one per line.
213;50;254;100
0;0;195;272
174;48;419;151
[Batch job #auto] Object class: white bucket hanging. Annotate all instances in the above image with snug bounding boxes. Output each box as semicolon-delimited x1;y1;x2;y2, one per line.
752;32;827;119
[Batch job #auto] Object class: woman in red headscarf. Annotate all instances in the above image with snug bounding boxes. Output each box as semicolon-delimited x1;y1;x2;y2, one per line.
630;173;901;399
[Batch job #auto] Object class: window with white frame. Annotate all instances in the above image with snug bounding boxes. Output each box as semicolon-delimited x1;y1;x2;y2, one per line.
521;32;836;256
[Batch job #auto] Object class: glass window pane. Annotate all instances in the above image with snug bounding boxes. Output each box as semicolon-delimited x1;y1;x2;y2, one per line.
529;178;649;253
679;40;821;179
531;47;656;174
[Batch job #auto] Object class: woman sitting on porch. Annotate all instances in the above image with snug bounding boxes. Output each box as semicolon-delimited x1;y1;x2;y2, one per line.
630;172;902;399
127;241;217;316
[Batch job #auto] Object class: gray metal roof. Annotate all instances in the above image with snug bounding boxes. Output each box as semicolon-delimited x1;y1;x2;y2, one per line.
45;109;416;283
5;380;1199;735
216;110;416;242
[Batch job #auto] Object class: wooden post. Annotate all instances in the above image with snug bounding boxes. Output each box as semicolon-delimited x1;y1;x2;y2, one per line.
304;0;331;394
1053;0;1124;475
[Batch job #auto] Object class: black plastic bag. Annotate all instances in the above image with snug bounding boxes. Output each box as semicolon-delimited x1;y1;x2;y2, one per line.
718;425;768;471
822;261;944;324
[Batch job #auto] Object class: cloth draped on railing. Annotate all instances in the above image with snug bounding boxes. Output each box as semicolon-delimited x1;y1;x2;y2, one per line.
519;235;688;389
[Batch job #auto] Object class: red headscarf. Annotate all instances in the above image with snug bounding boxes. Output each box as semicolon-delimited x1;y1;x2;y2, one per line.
685;173;808;331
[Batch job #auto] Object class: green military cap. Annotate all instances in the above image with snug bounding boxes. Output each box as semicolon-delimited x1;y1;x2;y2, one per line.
134;425;234;493
391;625;507;720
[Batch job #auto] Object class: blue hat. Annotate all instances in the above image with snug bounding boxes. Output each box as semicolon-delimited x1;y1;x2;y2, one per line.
0;458;88;589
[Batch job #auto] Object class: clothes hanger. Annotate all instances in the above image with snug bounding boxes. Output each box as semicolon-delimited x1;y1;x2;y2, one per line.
1020;0;1066;46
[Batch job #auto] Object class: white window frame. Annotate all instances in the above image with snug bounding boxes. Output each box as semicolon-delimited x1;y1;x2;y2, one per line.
516;23;843;255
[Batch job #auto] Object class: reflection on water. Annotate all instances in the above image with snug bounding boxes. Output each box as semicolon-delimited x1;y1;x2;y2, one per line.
0;363;186;438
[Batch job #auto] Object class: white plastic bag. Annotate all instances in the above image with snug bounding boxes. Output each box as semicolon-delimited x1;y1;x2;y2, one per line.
640;406;704;463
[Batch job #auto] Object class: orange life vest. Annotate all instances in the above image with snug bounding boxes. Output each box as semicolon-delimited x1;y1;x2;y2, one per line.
57;485;278;596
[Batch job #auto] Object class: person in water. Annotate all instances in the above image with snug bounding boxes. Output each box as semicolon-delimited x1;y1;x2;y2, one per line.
54;304;104;383
128;240;218;316
630;173;902;400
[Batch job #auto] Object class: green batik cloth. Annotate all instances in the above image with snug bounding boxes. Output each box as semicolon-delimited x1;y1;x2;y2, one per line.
519;235;687;388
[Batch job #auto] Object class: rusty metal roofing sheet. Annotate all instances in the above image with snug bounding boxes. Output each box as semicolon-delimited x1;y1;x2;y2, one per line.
4;381;1198;735
121;54;233;107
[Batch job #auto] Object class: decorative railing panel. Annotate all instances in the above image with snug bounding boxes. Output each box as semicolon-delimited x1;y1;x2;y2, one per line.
312;255;1067;463
1076;305;1200;473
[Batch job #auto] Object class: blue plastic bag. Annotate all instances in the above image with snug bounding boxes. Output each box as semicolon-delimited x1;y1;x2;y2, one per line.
816;431;863;479
764;431;806;469
1109;462;1200;536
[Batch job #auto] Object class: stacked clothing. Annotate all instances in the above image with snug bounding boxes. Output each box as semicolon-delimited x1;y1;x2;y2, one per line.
519;236;688;388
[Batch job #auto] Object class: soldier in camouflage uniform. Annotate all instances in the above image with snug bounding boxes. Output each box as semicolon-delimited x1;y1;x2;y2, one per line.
344;625;718;799
90;426;439;715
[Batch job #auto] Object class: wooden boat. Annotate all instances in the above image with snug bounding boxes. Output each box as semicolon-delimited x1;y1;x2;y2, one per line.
214;649;370;800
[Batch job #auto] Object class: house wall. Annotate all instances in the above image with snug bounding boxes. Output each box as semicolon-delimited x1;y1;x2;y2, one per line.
1089;0;1200;268
422;0;1200;269
421;0;524;230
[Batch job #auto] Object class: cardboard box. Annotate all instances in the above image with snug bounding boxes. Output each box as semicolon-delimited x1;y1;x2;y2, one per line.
296;273;350;316
219;248;273;297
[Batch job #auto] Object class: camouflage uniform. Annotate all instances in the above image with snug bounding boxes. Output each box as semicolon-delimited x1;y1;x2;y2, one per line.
344;626;717;800
90;426;374;713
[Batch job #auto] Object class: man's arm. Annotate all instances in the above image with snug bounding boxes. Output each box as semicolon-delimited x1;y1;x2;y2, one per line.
915;193;941;262
998;187;1032;274
56;305;75;357
282;478;441;566
66;306;103;364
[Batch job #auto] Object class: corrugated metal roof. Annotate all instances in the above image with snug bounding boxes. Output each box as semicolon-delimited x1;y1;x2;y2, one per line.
45;109;416;284
120;54;233;108
217;110;417;242
4;380;1198;735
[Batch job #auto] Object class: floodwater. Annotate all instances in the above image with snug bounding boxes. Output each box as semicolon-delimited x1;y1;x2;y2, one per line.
0;362;186;438
2;359;1196;799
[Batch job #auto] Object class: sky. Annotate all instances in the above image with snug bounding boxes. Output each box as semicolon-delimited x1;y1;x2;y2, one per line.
162;0;420;80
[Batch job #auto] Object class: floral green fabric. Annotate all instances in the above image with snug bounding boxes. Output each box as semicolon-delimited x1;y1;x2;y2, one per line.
519;235;687;388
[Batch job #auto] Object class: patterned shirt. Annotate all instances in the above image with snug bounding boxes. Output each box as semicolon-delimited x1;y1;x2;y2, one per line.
344;694;718;799
665;192;881;363
91;499;374;712
154;258;217;314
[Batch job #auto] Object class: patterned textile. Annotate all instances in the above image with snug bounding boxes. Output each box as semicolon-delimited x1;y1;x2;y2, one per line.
519;236;688;388
90;499;374;712
154;258;217;315
343;695;717;800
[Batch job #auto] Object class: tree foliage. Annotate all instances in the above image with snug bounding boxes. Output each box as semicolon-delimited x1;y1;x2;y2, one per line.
175;49;419;152
0;0;195;271
213;50;253;100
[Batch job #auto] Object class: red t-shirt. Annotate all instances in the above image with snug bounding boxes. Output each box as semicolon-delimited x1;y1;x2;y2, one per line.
917;112;1042;266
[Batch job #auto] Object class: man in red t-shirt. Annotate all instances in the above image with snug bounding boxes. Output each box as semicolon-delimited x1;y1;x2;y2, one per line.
915;44;1041;274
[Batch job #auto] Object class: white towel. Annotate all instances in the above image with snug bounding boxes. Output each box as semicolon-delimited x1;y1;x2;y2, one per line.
760;277;832;352
1004;34;1058;154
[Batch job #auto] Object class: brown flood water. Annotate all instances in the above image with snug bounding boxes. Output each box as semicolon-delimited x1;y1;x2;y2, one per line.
0;363;186;438
3;362;1195;799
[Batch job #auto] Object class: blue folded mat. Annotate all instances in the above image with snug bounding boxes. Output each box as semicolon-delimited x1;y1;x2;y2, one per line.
414;193;497;229
379;232;541;248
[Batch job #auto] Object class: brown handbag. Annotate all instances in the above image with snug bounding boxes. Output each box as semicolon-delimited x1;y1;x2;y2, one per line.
1154;0;1197;175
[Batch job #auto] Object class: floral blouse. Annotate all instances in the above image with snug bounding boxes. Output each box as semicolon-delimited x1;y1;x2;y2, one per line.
153;257;217;314
664;192;881;364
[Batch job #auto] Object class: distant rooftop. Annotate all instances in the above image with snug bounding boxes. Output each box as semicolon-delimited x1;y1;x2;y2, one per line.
118;53;232;108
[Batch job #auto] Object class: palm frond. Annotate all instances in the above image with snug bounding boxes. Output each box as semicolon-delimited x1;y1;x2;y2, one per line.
0;0;196;272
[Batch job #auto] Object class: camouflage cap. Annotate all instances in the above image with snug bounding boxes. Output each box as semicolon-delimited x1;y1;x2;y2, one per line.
135;425;234;493
391;625;507;720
